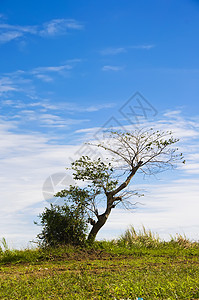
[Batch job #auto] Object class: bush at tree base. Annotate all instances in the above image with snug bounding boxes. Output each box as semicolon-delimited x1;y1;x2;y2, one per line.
35;204;88;247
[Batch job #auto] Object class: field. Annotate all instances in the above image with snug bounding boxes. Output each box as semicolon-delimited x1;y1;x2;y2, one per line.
0;231;199;299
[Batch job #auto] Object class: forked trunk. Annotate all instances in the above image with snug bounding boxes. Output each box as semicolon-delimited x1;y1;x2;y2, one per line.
87;162;143;243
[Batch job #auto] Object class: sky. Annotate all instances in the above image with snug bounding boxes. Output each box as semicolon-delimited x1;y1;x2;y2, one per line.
0;0;199;249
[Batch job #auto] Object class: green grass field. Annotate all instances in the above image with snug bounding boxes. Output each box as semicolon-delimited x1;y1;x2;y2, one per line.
0;229;199;299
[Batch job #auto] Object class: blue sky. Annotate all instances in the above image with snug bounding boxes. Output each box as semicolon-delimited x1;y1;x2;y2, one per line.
0;0;199;248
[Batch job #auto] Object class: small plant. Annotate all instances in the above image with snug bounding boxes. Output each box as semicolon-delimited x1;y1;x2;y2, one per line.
35;203;88;247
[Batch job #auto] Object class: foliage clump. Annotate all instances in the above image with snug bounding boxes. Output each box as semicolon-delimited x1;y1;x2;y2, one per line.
36;203;88;247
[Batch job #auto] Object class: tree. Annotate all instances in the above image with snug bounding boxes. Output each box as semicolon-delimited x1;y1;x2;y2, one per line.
56;128;184;243
36;203;88;247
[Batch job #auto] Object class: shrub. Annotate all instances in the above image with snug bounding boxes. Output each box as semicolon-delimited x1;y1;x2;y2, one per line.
35;203;88;247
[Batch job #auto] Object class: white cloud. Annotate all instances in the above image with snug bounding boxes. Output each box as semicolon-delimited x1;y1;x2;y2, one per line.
180;160;199;174
65;58;82;64
0;61;80;96
0;115;93;247
0;92;114;116
100;47;126;55
33;65;73;73
0;24;37;43
60;102;115;113
100;44;155;55
28;102;57;110
0;23;37;33
32;64;73;77
102;65;124;72
0;18;83;45
0;77;18;95
0;67;115;113
6;108;90;128
81;103;115;112
129;44;155;50
34;74;53;82
164;110;182;117
30;100;114;113
40;19;83;36
0;31;23;43
0;123;78;248
39;113;89;128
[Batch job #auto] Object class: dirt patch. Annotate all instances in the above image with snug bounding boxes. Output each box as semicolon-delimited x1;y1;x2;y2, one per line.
37;249;125;262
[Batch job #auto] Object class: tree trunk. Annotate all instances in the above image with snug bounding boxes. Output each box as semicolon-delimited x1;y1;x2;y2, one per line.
87;162;143;243
87;208;111;243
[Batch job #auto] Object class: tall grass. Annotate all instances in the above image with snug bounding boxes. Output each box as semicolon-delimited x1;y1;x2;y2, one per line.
1;237;9;251
118;225;161;248
117;225;198;249
169;233;196;248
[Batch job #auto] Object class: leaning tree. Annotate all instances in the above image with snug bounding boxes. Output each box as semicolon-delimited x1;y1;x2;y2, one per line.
56;128;184;243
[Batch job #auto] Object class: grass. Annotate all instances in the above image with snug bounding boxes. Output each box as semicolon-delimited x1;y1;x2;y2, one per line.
0;228;199;299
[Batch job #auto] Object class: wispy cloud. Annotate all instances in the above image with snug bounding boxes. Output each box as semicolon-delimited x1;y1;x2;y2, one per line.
40;19;83;37
79;103;115;112
0;60;80;93
3;105;90;128
0;23;36;44
0;90;114;133
0;18;83;44
39;113;89;128
34;74;53;82
100;44;155;55
31;64;73;81
0;31;23;43
0;121;90;247
33;65;73;73
100;47;126;55
1;96;115;119
129;44;155;50
102;65;124;71
0;23;37;33
0;77;18;95
1;99;57;111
